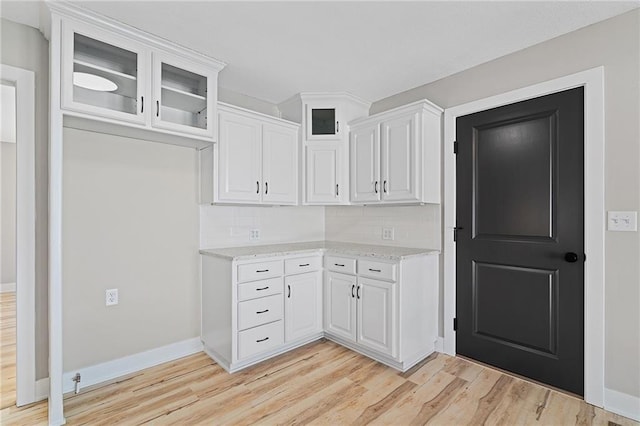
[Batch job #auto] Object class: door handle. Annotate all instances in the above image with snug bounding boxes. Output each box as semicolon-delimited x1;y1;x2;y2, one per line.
564;252;579;263
156;100;159;117
288;284;291;298
256;309;269;314
383;180;388;193
351;284;355;298
256;181;260;194
336;184;339;196
140;96;144;113
357;285;361;299
265;181;268;195
374;181;378;193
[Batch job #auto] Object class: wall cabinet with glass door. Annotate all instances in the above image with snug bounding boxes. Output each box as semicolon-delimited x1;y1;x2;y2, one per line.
61;17;224;144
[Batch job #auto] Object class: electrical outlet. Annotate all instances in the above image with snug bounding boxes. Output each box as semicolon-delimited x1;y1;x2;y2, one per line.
608;211;638;232
250;229;261;241
382;227;395;240
105;289;118;306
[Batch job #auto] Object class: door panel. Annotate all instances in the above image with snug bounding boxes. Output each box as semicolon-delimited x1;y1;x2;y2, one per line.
217;112;261;202
324;271;356;342
456;87;584;395
285;272;322;342
350;124;380;203
263;124;298;205
357;277;396;357
306;144;341;204
381;114;418;202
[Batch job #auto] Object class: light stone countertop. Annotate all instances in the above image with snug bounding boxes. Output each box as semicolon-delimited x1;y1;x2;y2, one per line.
199;241;439;261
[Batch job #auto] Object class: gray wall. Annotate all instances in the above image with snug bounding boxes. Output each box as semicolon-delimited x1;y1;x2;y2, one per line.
1;142;16;284
371;9;640;399
1;18;49;379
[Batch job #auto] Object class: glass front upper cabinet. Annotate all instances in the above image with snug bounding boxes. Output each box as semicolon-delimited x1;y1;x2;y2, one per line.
152;53;215;139
306;105;341;140
62;21;146;124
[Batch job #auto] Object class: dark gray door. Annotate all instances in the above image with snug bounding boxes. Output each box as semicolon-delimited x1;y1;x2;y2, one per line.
456;87;584;395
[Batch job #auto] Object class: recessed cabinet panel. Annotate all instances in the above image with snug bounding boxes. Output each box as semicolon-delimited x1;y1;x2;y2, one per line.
381;114;418;202
262;124;298;205
350;124;380;203
217;112;262;202
357;277;396;357
62;21;147;124
285;272;323;342
306;144;341;204
324;271;357;342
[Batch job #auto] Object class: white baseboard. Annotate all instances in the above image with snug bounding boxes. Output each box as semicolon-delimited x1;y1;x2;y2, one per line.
0;282;16;293
57;337;203;394
35;378;49;402
604;388;640;422
434;337;444;353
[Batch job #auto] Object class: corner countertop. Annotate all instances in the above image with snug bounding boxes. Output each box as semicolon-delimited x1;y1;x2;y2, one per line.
199;241;439;262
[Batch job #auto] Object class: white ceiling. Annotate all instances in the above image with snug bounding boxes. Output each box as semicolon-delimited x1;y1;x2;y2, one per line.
2;1;639;105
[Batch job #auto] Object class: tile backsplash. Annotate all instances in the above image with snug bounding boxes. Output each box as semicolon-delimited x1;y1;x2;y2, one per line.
325;205;441;250
200;205;325;248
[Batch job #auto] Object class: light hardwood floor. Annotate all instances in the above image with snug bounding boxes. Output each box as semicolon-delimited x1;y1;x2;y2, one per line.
1;335;638;426
0;292;16;411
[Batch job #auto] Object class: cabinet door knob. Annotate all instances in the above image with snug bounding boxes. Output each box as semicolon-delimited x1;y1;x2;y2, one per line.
156;100;159;117
357;285;361;299
256;181;260;194
351;284;355;298
265;181;268;195
140;96;144;113
336;184;339;196
383;180;388;193
336;121;339;133
288;284;291;298
374;181;378;194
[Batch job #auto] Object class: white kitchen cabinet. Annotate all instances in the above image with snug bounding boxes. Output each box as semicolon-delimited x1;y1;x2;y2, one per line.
152;52;217;139
357;277;396;357
324;271;357;342
349;100;443;204
305;143;343;204
215;103;299;205
285;271;323;342
279;93;370;205
60;16;224;145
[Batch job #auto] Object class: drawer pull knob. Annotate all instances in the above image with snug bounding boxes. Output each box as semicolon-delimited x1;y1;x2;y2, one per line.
256;337;269;343
256;309;269;314
299;263;310;267
256;269;269;273
256;286;269;291
335;263;345;267
369;268;381;272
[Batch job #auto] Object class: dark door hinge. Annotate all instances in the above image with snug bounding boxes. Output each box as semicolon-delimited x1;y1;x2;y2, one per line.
453;317;458;331
453;226;463;242
454;141;458;154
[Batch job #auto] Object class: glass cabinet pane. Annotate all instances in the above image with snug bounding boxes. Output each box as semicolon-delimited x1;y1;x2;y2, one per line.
159;63;208;130
72;33;139;115
311;108;336;135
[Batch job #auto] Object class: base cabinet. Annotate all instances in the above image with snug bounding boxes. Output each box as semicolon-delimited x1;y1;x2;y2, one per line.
324;271;357;342
285;271;323;342
357;277;396;357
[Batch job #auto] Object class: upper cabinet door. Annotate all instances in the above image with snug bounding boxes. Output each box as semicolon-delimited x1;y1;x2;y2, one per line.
217;112;262;203
350;124;380;203
62;20;148;124
306;144;342;204
152;53;216;139
262;123;298;205
305;103;341;141
380;113;420;202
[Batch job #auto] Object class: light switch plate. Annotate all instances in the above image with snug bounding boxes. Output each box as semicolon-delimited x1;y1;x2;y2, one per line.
607;211;637;232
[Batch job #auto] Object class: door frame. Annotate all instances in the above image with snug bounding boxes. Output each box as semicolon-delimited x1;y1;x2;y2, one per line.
1;64;37;406
443;67;605;407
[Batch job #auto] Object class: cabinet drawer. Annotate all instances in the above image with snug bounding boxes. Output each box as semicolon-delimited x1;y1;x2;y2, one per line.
359;259;397;281
237;260;283;283
325;256;357;274
238;277;283;302
238;294;283;331
238;320;284;360
285;256;322;275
